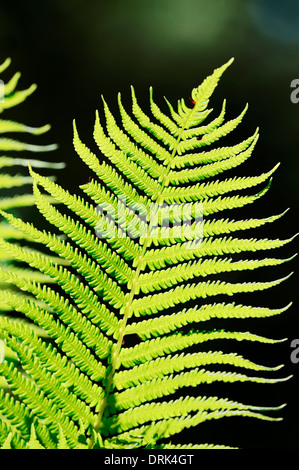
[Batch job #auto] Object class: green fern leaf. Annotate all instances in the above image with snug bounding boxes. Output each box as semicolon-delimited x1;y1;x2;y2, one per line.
0;58;65;320
0;58;295;449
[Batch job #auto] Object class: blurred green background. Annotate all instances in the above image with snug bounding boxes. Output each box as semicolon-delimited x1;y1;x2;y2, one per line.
0;0;298;449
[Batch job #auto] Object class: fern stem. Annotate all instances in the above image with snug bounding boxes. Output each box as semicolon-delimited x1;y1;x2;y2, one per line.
89;104;196;447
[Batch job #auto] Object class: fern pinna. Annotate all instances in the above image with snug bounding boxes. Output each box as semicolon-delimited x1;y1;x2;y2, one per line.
0;57;63;214
0;57;65;336
0;58;294;449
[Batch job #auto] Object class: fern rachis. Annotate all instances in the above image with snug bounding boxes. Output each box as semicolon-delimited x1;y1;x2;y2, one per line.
0;57;295;449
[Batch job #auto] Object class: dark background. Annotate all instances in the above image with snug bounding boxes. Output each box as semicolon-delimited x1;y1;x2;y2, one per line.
0;0;298;449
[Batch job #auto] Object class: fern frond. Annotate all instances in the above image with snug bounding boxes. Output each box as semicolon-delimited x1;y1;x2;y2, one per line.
0;360;81;446
0;316;104;406
0;58;65;317
0;58;61;180
0;58;294;449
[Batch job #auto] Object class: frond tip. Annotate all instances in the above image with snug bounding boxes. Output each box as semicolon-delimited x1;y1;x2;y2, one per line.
0;58;294;450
